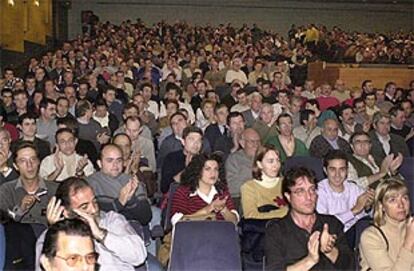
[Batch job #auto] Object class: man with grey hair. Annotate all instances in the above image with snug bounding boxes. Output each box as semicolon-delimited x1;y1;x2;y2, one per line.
225;128;261;210
369;111;409;166
252;103;278;143
243;92;263;127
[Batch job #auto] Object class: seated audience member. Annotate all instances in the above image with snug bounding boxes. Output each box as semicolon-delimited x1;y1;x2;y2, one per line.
221;81;242;110
132;94;159;137
0;105;19;142
158;99;178;133
139;82;159;119
252;103;279;143
40;128;94;182
159;83;195;124
92;98;119;135
0;142;57;225
190;80;208;112
401;99;414;128
87;144;152;225
76;99;110;152
0;128;19;185
161;126;203;194
243;92;263;128
225;128;261;207
369;111;409;166
264;167;354;270
337;104;365;141
195;99;216;131
353;97;370;125
37;98;58;148
259;80;277;105
266;113;308;162
273;90;291;118
204;103;230;149
12;113;51;161
55;97;74;122
241;145;288;219
225;57;248;86
332;79;350;103
316;83;340;112
112;133;157;197
389;105;414;141
375;88;394;113
36;177;147;271
102;87;124;123
364;92;380;118
359;178;414;271
293;109;322;148
114;102;153;141
230;88;250;113
170;153;239;225
286;96;303;128
40;219;97;271
9;89;29;125
56;117;98;169
316;150;374;248
347;131;403;189
309;118;352;158
124;116;156;172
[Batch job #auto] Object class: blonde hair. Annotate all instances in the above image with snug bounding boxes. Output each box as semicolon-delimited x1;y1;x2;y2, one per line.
373;177;409;226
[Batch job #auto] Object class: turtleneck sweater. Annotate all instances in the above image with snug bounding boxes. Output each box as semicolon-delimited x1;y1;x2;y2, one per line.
241;174;288;219
359;216;414;271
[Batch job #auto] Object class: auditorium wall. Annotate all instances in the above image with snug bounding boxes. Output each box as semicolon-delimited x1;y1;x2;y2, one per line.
68;0;413;39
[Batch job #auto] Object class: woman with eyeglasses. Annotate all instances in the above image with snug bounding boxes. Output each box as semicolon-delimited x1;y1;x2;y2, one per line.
359;178;414;270
241;145;288;219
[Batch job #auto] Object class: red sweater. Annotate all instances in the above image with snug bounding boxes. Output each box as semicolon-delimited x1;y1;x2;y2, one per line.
171;185;236;220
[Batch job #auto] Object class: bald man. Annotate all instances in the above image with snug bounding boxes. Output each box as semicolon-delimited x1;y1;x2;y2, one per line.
309;118;352;158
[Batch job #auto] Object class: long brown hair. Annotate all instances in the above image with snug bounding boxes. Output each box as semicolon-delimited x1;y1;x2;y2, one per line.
252;144;280;181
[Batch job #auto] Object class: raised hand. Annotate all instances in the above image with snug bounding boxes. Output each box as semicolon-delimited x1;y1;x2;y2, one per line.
404;217;414;252
320;223;337;254
53;147;64;173
389;153;403;174
76;154;89;174
118;176;139;206
46;196;64;225
211;196;228;213
307;231;320;264
20;194;40;212
97;132;110;145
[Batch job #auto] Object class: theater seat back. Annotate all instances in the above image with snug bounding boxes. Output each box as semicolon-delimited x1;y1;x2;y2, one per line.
168;221;241;271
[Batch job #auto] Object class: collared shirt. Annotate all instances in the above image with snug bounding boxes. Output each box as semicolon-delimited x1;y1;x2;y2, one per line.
323;135;339;149
316;178;368;232
347;155;380;189
35;211;147;271
0;178;57;225
265;212;354;270
376;132;391;155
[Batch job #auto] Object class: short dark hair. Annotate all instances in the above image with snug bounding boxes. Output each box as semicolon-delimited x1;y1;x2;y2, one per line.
165;82;182;97
55;128;76;142
124;116;141;127
112;133;132;145
362;80;372;89
338;104;353;118
323;150;348;168
18;112;37;125
182;126;203;139
41;219;94;259
353;97;365;108
282;166;317;196
227;111;244;125
13;89;29;99
56;96;69;105
55;177;92;209
350;131;371;145
389;105;403;118
276;113;292;126
13;141;39;163
39;98;56;110
299;109;315;125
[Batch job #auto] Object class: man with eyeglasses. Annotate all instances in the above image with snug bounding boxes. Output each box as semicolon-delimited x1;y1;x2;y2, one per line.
0;142;57;225
265;167;354;270
348;131;403;189
36;177;147;271
40;219;97;271
39;128;94;182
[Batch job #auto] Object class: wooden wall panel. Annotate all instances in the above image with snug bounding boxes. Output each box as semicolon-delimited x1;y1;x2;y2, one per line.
0;1;25;52
308;62;414;89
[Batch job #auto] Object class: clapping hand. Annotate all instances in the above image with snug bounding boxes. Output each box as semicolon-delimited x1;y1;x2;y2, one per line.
46;196;64;225
320;223;337;254
118;176;139;206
